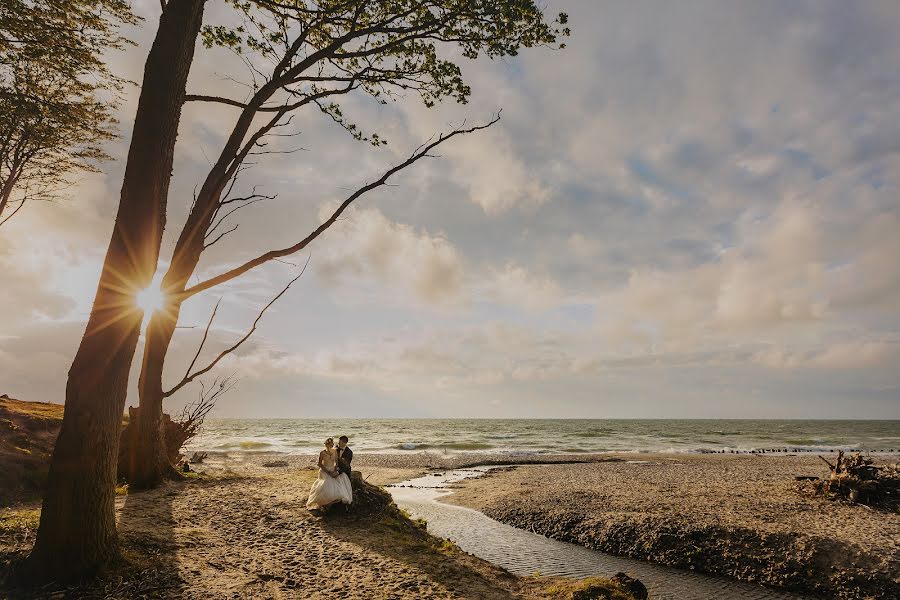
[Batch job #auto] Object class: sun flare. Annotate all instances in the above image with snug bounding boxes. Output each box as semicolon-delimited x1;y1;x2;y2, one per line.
135;285;165;315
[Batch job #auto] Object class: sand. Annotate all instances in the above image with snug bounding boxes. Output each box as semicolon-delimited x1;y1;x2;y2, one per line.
441;453;900;599
0;464;639;599
4;442;898;598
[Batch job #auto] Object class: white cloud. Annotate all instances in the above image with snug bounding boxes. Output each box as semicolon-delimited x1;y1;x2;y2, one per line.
313;206;465;307
3;1;900;417
484;262;563;311
446;128;551;215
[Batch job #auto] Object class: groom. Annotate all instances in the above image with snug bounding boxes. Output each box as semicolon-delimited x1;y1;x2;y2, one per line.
336;435;353;478
336;435;353;512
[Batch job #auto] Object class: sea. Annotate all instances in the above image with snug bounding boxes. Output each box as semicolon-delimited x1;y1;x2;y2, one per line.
184;418;900;456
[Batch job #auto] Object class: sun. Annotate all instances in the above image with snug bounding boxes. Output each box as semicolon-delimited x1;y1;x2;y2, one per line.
136;284;166;315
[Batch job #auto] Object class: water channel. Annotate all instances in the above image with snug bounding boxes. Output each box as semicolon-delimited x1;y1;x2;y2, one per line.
386;467;806;600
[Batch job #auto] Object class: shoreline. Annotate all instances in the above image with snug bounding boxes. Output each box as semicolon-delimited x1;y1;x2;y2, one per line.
439;455;900;600
184;447;900;473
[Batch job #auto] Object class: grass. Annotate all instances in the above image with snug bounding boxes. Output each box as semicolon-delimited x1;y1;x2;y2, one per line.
0;509;40;535
538;576;638;599
398;507;429;530
0;397;63;421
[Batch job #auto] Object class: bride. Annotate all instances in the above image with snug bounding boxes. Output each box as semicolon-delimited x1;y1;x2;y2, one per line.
307;437;353;510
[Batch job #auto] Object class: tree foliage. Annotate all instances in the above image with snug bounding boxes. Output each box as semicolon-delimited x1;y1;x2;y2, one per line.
194;0;568;145
0;0;136;227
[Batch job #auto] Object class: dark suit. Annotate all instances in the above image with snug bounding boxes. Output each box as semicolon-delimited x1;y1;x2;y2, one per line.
337;445;353;476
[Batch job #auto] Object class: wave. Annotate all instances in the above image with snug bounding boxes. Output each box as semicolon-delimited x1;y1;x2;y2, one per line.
239;441;273;450
573;430;611;438
394;443;429;450
392;442;496;451
443;442;495;450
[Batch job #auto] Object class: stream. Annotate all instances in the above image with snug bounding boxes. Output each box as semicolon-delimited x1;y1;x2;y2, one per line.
386;467;806;600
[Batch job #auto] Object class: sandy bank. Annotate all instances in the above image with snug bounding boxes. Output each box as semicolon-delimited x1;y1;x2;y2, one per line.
442;454;900;599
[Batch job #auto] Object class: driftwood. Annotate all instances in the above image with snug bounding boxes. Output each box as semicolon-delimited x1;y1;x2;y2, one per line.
814;451;900;511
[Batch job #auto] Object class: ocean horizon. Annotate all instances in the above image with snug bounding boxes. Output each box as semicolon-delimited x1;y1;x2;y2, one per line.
185;417;900;457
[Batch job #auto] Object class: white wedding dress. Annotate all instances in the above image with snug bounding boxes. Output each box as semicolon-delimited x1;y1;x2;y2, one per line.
306;448;353;509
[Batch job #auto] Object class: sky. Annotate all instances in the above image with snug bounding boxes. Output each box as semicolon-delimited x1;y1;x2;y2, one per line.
1;0;899;419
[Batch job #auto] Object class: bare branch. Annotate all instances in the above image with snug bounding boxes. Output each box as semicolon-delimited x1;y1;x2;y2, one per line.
181;114;500;300
174;374;236;445
0;198;26;228
203;224;239;249
180;297;221;390
164;256;311;398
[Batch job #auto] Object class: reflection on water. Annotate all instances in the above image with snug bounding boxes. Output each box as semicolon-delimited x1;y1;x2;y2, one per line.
388;468;805;600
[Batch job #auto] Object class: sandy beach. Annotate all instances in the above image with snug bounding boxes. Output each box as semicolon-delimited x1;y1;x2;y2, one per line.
3;400;898;599
440;453;900;599
43;448;897;598
1;461;641;599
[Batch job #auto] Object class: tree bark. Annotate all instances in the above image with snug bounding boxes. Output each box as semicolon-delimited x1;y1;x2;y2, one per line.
130;133;233;487
130;196;220;486
0;165;21;225
130;309;180;488
25;0;205;580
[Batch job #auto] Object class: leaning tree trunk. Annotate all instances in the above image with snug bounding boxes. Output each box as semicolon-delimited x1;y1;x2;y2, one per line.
130;132;237;486
130;310;181;488
130;224;217;486
25;0;205;581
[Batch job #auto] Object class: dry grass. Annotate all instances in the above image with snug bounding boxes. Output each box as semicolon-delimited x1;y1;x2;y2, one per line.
0;396;63;421
533;576;638;599
0;396;64;507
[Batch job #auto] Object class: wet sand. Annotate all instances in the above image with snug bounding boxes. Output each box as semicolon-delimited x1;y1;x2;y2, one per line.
440;453;900;599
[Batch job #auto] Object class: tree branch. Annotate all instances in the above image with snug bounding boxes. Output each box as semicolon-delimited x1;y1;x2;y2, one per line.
163;256;310;398
180;114;500;300
0;198;26;228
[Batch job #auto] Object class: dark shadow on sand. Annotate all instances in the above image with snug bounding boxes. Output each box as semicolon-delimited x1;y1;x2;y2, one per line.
0;484;183;600
113;482;184;599
320;503;519;599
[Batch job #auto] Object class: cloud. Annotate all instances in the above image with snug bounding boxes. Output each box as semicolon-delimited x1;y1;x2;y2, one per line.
483;262;563;311
754;340;900;370
445;127;551;215
313;206;465;307
3;1;900;417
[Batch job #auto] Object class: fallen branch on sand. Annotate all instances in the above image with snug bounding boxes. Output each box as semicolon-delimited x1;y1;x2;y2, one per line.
814;451;900;511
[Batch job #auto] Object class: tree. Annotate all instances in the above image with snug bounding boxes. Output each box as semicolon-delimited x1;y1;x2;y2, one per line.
127;0;569;487
25;0;206;581
0;1;136;228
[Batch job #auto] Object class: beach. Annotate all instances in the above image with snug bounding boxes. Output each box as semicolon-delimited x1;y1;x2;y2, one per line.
1;465;641;599
441;453;900;599
70;449;900;598
3;398;898;599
